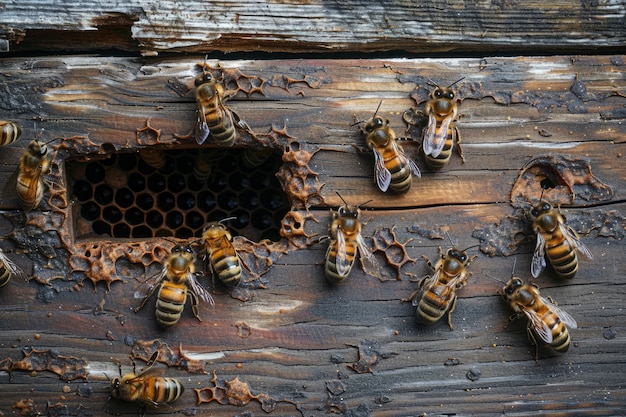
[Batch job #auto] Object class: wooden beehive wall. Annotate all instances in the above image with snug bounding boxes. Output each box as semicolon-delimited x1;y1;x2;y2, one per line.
0;1;625;416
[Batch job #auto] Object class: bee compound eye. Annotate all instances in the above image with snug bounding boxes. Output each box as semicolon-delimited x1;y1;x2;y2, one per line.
448;92;455;100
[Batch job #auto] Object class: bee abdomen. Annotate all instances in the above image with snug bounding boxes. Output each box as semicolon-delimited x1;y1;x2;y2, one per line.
206;108;235;143
416;290;451;324
213;254;242;287
388;162;413;193
0;267;11;287
324;242;356;284
547;242;578;279
550;327;571;353
0;121;21;146
156;285;186;327
424;135;453;170
149;378;185;404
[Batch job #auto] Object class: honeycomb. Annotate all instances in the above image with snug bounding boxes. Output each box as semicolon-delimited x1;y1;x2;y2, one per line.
67;147;289;243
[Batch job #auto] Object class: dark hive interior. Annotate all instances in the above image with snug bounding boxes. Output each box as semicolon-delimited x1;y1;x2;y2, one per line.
67;147;288;242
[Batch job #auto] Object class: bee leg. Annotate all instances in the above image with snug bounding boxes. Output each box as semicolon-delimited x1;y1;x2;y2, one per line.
445;295;457;331
504;312;523;329
421;254;436;272
189;291;202;322
526;325;540;365
453;127;465;163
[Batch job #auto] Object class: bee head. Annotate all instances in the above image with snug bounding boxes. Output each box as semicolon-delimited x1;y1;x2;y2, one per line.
195;71;214;87
504;277;523;296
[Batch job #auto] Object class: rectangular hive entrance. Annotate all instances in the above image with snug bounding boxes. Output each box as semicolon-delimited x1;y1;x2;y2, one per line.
67;147;288;242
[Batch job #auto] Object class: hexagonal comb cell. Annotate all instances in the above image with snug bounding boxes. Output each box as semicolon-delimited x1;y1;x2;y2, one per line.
66;147;289;242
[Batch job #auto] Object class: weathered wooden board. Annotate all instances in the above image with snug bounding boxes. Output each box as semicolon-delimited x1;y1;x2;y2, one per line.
0;56;625;416
1;1;625;55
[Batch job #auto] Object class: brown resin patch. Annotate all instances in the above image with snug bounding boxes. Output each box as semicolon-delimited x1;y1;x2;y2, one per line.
275;132;324;210
2;347;88;381
368;226;417;281
347;340;397;374
195;370;300;413
129;339;206;374
511;154;614;205
279;210;320;249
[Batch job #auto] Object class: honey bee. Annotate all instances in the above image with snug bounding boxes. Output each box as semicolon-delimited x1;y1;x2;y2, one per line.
201;219;248;287
110;358;184;408
193;149;226;183
358;103;421;193
242;147;274;169
0;250;28;288
0;121;21;146
4;139;53;211
529;201;593;279
135;244;214;328
422;79;465;170
409;245;476;329
325;193;379;284
138;148;166;170
194;64;237;145
500;277;577;361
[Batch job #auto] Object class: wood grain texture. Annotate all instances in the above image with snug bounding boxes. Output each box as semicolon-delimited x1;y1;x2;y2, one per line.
0;55;625;416
1;1;625;55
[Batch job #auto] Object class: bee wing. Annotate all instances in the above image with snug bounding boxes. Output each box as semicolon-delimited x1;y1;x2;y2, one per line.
422;111;437;156
188;272;215;306
0;251;28;282
195;109;210;145
411;271;440;307
335;227;352;277
134;269;166;300
372;148;391;192
392;140;421;178
135;366;166;379
540;295;578;329
430;113;453;158
521;307;553;344
561;223;593;261
356;233;380;273
531;233;547;278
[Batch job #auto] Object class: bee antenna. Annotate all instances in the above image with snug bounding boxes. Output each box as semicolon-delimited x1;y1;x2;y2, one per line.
508;257;516;278
448;77;465;88
335;191;348;206
486;274;507;284
373;100;383;117
444;230;455;247
425;78;438;87
43;136;62;146
350;119;366;127
461;243;481;252
357;199;373;209
219;216;237;224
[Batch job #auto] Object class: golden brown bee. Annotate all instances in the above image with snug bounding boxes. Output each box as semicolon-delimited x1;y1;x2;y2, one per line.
242;147;274;169
110;360;184;408
358;104;421;193
529;201;592;279
135;244;214;328
422;80;464;170
409;246;476;329
325;193;379;284
0;250;28;288
5;139;52;211
138;148;166;170
202;220;245;287
194;67;237;145
0;121;21;146
500;277;577;361
193;149;227;183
